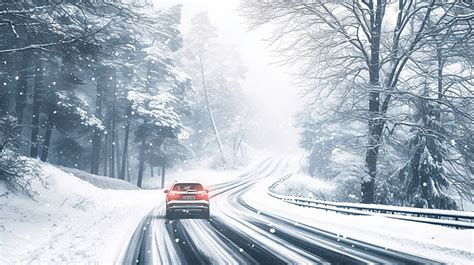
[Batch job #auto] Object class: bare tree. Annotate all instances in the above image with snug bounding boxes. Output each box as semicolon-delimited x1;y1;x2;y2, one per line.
198;51;228;169
241;0;472;203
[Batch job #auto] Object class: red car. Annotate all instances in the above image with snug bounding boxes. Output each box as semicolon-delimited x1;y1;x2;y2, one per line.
165;182;210;220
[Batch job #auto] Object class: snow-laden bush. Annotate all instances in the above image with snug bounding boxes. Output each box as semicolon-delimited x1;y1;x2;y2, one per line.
0;116;42;197
273;173;335;200
330;174;360;203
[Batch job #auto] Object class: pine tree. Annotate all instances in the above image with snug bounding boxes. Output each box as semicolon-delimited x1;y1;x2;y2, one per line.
398;88;456;209
123;6;192;187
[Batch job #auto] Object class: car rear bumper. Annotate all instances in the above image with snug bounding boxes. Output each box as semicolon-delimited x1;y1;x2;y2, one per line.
166;200;209;213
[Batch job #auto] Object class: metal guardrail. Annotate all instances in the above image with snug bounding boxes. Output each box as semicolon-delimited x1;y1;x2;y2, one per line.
268;174;474;229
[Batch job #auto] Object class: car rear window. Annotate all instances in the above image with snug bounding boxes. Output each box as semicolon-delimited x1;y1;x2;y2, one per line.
172;183;203;191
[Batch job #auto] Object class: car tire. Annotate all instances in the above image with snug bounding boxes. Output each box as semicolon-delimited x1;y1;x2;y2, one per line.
203;210;210;220
166;210;173;220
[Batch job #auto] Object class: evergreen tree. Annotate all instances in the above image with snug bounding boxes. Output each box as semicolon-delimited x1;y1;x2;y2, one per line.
398;93;456;209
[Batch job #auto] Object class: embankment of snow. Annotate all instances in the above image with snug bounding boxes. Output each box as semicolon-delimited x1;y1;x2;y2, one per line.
246;176;474;263
273;172;362;202
272;173;335;200
0;163;161;263
58;166;139;190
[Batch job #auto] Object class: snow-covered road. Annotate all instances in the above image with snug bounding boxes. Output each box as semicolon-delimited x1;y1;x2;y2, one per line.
120;157;461;264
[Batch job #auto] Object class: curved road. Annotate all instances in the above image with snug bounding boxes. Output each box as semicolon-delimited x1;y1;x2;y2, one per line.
121;158;438;264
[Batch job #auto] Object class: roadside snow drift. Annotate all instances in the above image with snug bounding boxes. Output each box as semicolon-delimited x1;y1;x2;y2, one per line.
272;173;335;199
245;176;474;263
0;164;161;263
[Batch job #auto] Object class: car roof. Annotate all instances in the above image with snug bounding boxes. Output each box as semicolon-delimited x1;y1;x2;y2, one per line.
172;182;202;185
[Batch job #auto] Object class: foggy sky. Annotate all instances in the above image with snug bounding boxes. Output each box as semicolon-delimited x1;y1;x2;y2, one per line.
156;0;303;154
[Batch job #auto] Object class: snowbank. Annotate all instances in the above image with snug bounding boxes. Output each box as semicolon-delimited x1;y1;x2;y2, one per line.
0;163;161;263
272;173;335;200
245;176;474;263
273;172;366;203
58;166;139;190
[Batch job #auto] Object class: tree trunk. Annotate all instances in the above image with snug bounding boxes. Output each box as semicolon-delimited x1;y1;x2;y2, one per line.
115;127;121;178
90;68;106;175
362;2;384;204
0;88;6;117
198;53;227;169
30;59;43;158
15;52;30;124
436;44;443;121
110;70;117;178
6;73;16;116
91;128;102;174
363;122;383;203
151;166;154;178
126;156;131;182
103;132;108;176
40;111;53;162
119;106;131;180
0;54;8;116
137;137;146;187
234;131;246;165
433;45;444;166
161;166;166;188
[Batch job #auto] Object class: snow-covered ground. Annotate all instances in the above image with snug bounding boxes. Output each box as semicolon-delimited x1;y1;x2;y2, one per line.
58;166;139;190
0;164;161;263
2;157;472;263
0;160;247;263
245;176;474;263
272;173;335;200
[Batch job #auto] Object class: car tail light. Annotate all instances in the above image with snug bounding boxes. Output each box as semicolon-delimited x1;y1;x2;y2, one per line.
196;191;208;201
167;192;180;201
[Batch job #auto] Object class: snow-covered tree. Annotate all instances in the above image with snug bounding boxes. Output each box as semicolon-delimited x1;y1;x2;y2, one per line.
0;116;41;196
0;1;195;189
119;6;192;187
396;92;455;209
242;0;473;205
178;12;248;168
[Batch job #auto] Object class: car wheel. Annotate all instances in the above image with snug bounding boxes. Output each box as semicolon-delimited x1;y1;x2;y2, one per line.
203;210;210;220
166;210;174;220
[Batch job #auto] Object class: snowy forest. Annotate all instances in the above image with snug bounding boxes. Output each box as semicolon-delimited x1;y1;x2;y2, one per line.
0;1;473;209
242;0;473;209
0;1;248;192
1;0;474;264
